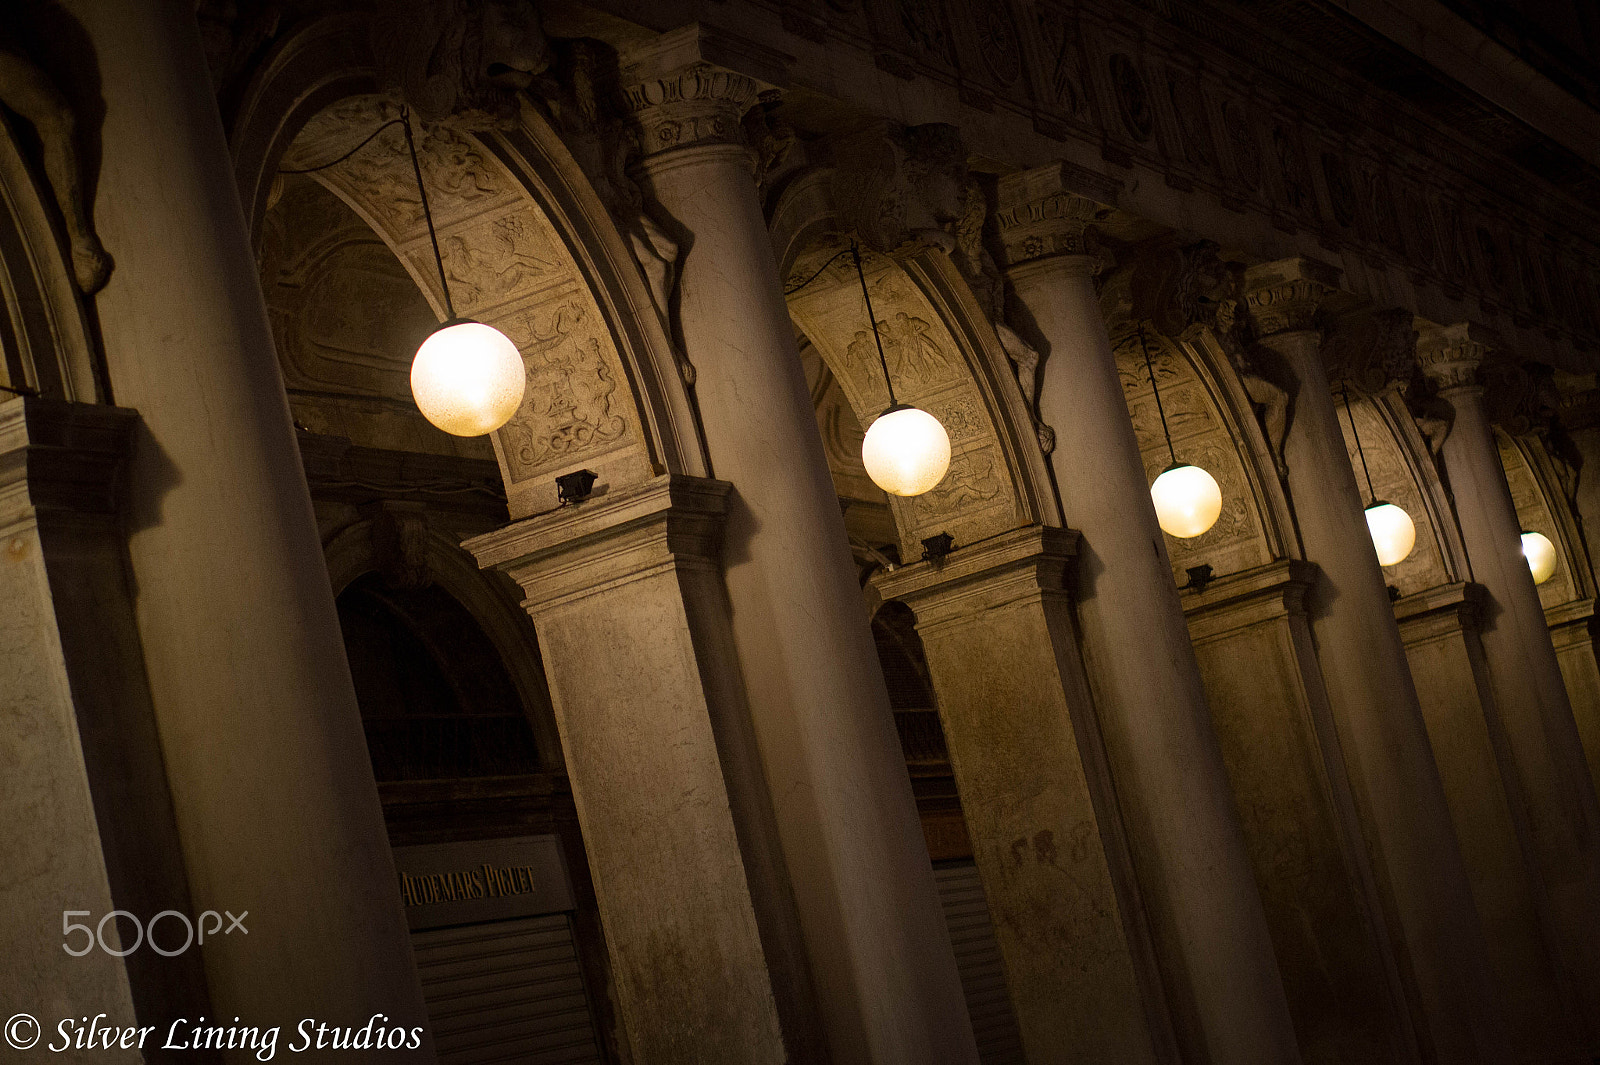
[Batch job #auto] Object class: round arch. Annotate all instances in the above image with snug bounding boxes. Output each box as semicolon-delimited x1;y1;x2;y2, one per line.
323;516;562;768
0;109;98;400
228;14;707;518
770;168;1060;559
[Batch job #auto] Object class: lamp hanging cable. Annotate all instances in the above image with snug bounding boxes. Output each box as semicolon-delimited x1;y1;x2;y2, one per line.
1138;324;1178;467
1341;379;1377;505
396;106;525;437
278;118;406;174
401;106;456;322
851;240;897;408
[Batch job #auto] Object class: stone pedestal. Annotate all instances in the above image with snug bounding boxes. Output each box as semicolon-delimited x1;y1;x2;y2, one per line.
1181;561;1414;1065
1395;583;1586;1062
995;167;1300;1065
63;0;430;1043
875;525;1171;1065
1243;259;1506;1062
0;397;143;1063
617;26;976;1063
1548;600;1600;804
1419;322;1600;1046
468;476;799;1064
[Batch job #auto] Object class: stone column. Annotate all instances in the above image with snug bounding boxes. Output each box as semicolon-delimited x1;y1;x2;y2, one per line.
1;398;142;1064
63;0;430;1043
1395;583;1587;1061
1181;561;1415;1065
1546;599;1600;803
1419;323;1600;1041
995;165;1301;1065
617;25;977;1064
874;525;1174;1065
468;476;801;1065
1242;259;1507;1062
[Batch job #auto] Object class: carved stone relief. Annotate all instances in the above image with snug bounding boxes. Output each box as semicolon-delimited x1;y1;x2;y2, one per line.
1500;429;1579;610
787;248;1019;553
1108;53;1154;142
1339;393;1450;597
1113;329;1272;580
279;94;653;512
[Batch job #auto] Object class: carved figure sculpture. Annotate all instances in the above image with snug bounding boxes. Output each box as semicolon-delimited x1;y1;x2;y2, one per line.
370;0;551;129
0;44;111;292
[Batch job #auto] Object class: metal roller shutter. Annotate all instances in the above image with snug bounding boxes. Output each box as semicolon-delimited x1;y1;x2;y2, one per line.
934;860;1026;1065
412;913;603;1064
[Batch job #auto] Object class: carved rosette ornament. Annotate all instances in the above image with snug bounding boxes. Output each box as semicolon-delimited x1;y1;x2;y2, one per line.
1241;274;1335;338
1417;322;1491;395
992;164;1113;272
620;63;761;154
617;26;789;163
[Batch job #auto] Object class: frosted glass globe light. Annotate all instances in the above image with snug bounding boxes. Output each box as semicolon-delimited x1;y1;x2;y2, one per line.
1522;531;1558;585
411;320;526;437
1150;463;1223;538
1365;501;1416;567
862;405;951;497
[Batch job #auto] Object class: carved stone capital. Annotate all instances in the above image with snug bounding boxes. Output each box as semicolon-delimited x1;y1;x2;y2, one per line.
1417;321;1494;393
992;163;1114;270
1241;258;1342;337
618;24;790;158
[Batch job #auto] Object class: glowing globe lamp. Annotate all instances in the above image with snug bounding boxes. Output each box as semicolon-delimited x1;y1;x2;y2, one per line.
1150;463;1223;538
1364;501;1416;567
1522;531;1558;585
862;404;951;497
411;319;526;437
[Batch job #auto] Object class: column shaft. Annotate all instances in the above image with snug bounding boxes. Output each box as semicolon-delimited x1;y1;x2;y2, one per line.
621;28;977;1064
995;174;1300;1063
1425;331;1600;1040
469;476;797;1065
65;0;429;1038
876;526;1173;1065
1245;263;1506;1061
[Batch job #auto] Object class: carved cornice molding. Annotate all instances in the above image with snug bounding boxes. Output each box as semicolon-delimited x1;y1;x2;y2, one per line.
992;163;1113;270
1241;257;1341;338
1417;321;1495;393
618;24;790;158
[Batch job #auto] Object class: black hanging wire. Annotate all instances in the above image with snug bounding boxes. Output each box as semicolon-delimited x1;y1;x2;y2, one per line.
783;247;855;295
1341;379;1378;506
1138;324;1178;468
850;240;899;409
277;118;406;174
400;106;457;322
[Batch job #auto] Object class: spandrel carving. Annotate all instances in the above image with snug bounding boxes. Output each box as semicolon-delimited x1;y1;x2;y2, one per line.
369;0;550;129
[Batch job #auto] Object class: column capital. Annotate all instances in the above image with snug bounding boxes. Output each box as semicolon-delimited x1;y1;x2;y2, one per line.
992;163;1114;273
1417;321;1496;393
1241;257;1342;337
466;474;732;614
0;396;138;520
617;24;790;159
871;524;1080;632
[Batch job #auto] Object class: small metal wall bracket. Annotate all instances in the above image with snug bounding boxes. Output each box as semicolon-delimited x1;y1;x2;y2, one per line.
556;469;598;505
921;532;955;563
1180;563;1215;593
